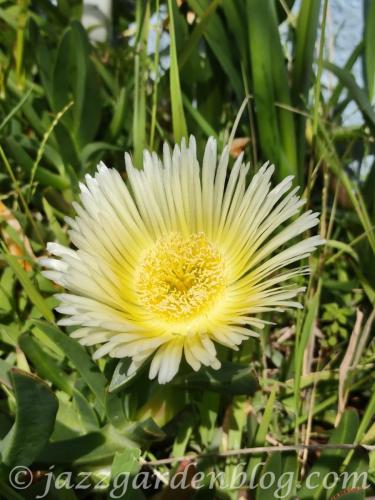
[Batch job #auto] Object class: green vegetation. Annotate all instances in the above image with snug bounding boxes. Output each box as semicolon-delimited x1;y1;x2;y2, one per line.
0;0;374;498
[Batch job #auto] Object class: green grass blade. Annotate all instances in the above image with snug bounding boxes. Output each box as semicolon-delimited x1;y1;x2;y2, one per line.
5;137;70;190
247;0;280;171
268;1;297;179
324;61;375;129
52;22;101;149
365;0;375;103
182;94;217;138
221;0;249;65
223;396;248;490
133;0;150;167
292;0;321;175
342;382;375;468
318;121;375;254
179;0;221;69
247;0;297;181
168;0;188;143
292;0;321;105
42;198;69;245
329;42;363;108
312;0;328;137
247;385;277;476
188;0;244;100
29;99;73;196
294;283;321;424
0;251;54;322
0;89;32;132
108;87;127;141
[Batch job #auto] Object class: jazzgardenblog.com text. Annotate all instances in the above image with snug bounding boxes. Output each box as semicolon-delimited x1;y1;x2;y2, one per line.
9;462;369;498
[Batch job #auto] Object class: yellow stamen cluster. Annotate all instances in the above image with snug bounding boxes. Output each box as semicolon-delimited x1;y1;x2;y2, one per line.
136;232;226;323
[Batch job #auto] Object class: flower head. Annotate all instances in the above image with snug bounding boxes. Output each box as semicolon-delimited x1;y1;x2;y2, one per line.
42;137;323;383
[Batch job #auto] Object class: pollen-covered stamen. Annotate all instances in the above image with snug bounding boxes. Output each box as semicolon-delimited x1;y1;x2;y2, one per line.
136;232;226;322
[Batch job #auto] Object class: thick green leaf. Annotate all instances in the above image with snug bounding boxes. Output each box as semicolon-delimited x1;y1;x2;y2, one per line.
0;473;24;500
37;419;161;466
224;396;248;490
198;391;220;448
73;388;100;432
173;362;259;395
279;453;299;499
172;412;194;458
18;333;73;395
255;452;282;500
109;358;148;394
36;432;106;464
106;391;127;428
0;359;13;388
137;385;187;427
109;448;145;500
1;369;58;467
37;425;138;465
33;320;107;414
332;451;368;499
123;418;166;445
299;409;360;499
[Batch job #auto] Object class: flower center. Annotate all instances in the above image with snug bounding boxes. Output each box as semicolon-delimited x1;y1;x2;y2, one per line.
135;232;226;322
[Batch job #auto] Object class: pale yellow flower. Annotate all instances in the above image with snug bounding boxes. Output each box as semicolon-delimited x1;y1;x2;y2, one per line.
42;137;323;383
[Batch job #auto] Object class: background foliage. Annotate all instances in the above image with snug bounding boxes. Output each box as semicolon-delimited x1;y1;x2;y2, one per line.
0;0;374;498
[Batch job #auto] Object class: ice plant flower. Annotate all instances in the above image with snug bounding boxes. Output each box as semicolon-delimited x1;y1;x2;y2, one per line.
42;137;323;384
